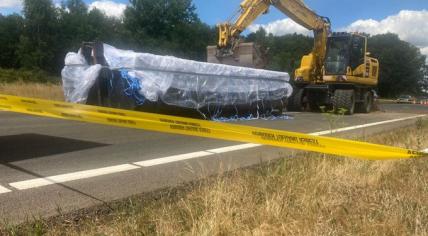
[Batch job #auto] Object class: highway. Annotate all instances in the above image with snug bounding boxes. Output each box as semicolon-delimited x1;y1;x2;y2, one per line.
0;103;427;223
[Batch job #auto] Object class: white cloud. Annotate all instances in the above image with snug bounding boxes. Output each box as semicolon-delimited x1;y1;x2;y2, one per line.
341;10;428;61
0;0;22;8
421;47;428;57
89;0;126;18
248;18;312;37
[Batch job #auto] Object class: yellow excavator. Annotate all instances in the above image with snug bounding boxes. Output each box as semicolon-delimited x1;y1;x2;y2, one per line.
207;0;379;115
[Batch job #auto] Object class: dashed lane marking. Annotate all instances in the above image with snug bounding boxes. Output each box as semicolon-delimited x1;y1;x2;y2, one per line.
9;164;140;190
310;115;426;136
0;185;12;194
134;151;212;167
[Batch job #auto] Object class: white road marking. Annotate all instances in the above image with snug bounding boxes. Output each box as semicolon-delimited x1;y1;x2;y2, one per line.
134;151;212;167
7;114;426;191
422;148;428;154
133;144;264;168
206;143;262;154
9;164;140;190
310;115;426;136
0;185;12;194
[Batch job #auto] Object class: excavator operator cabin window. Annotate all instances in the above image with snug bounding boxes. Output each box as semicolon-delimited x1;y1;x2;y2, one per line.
350;36;365;70
324;37;350;75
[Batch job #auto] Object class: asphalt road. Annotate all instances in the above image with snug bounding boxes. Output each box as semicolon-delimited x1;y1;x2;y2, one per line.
0;103;427;224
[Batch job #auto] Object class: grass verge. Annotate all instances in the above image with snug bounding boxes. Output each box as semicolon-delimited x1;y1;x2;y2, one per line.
1;122;427;235
0;82;64;101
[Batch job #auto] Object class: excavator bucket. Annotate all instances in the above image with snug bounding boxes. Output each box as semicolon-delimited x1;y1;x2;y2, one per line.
207;42;267;69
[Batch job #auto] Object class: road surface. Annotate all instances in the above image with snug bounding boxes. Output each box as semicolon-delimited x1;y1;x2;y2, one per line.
0;103;427;223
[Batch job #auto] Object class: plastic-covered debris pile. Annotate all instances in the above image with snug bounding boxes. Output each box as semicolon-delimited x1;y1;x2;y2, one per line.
61;43;293;120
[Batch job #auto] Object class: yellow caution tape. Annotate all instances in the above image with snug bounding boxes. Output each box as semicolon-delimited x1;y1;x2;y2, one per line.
0;94;426;160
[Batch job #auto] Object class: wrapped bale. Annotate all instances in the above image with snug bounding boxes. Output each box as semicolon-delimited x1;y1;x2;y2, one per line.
61;43;293;119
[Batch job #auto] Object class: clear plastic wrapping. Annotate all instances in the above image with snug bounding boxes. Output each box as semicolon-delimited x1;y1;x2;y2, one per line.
61;52;102;103
61;44;293;118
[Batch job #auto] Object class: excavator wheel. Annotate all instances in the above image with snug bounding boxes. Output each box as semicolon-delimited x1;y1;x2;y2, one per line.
333;89;355;115
307;91;323;112
356;91;373;113
287;87;305;111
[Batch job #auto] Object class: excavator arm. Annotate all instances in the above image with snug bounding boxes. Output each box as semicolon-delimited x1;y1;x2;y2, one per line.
217;0;270;52
216;0;331;82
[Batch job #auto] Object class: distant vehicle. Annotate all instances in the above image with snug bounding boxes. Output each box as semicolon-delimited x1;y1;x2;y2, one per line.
417;96;428;103
396;95;416;104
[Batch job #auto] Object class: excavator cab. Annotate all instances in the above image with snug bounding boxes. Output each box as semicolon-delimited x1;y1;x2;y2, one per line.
324;33;366;76
322;32;379;84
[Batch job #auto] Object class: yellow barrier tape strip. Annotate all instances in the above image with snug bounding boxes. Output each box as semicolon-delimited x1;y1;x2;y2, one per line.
0;94;426;160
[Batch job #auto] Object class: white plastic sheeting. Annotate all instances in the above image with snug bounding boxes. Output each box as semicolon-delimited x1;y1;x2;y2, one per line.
61;51;102;103
62;44;293;111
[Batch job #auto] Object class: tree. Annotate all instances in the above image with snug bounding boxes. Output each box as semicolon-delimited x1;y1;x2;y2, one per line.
124;0;216;60
368;33;426;97
85;8;122;43
125;0;198;38
246;29;313;76
0;14;24;68
246;27;268;46
18;0;58;71
56;0;89;59
65;0;87;15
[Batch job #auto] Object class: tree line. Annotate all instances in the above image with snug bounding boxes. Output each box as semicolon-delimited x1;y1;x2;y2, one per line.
0;0;426;97
0;0;216;73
